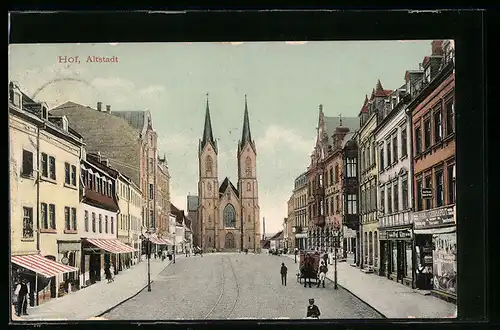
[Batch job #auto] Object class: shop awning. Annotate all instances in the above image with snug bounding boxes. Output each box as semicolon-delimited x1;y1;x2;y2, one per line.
414;226;456;235
86;238;137;254
11;254;78;278
148;235;166;245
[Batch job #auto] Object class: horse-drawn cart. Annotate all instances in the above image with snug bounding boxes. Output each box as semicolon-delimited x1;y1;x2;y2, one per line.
297;251;320;285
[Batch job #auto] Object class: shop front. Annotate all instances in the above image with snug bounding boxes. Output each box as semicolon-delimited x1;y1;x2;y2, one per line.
378;227;413;287
57;240;82;295
413;206;456;302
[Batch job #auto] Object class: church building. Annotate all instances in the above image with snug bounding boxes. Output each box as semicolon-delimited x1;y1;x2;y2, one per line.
197;95;261;252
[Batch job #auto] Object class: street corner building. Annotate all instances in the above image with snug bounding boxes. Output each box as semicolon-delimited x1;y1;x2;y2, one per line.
9;82;84;306
195;95;261;252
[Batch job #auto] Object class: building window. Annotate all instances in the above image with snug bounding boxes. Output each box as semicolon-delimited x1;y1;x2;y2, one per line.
367;186;372;213
434;110;443;143
393;182;399;212
380;188;385;214
41;153;48;177
329;167;334;185
335;195;340;214
346;158;356;178
448;164;456;204
245;156;252;177
330;197;334;215
424;66;431;82
206;156;213;174
379;146;384;172
401;127;408;157
65;163;71;184
92;213;96;232
334;165;339;183
105;215;109;233
21;150;34;177
99;214;102;233
49;204;56;229
416;179;423;211
392;135;398;163
49;156;56;180
319;174;323;187
65;207;71;230
387;186;392;214
415;126;422;155
111;217;114;234
149;184;154;200
347;194;357;214
446;99;454;136
436;170;444;207
386;141;391;168
425;175;432;210
424;118;431;150
84;210;89;232
23;207;34;239
402;176;409;210
71;207;77;230
371;141;376;165
41;203;48;229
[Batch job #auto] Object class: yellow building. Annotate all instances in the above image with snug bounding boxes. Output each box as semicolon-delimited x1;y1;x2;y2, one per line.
9;82;84;304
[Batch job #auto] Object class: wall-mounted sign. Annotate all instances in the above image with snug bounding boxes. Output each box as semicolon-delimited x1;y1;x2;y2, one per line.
413;207;455;229
60;257;69;265
387;229;412;240
421;188;433;199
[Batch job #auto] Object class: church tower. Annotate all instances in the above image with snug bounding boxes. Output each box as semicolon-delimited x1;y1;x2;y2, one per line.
237;95;261;251
198;94;219;250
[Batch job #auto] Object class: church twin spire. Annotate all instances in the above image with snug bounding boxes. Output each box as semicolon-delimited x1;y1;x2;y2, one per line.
200;93;255;155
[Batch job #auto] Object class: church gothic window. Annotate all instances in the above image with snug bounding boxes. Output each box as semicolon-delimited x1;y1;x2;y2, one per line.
245;156;252;176
247;182;251;191
223;204;236;228
206;156;213;174
207;182;212;191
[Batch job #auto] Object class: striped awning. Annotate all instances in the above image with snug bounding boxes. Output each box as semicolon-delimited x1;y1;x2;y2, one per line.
86;238;136;254
147;234;168;245
11;254;78;278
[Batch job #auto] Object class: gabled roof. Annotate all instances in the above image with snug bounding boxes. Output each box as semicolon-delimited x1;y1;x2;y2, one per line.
372;79;393;98
359;95;369;115
111;110;153;137
219;177;239;198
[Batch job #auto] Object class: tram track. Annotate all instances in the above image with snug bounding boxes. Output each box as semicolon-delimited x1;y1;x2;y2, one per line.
203;255;241;319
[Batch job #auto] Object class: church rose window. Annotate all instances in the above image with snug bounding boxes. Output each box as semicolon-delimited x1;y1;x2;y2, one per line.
223;204;236;228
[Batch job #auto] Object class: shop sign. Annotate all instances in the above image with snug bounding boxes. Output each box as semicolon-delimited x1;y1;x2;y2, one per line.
421;188;433;199
387;229;412;240
58;242;81;253
413;207;455;229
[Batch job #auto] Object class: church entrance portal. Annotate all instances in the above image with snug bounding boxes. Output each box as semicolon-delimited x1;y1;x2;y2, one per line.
225;232;235;249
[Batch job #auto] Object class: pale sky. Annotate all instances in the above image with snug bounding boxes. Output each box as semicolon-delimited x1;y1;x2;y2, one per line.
8;41;432;233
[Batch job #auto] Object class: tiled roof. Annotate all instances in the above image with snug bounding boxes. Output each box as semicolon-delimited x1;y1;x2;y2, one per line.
50;102;142;186
110;111;146;132
219;177;239;198
359;95;369;115
373;79;393;97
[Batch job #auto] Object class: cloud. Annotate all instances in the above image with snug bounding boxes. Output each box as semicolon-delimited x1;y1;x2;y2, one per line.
158;133;197;154
91;77;135;91
256;124;314;155
139;85;166;96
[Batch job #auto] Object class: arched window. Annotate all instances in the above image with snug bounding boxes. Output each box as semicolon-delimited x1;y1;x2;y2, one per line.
246;182;251;191
245;156;252;176
223;204;236;228
206;156;213;174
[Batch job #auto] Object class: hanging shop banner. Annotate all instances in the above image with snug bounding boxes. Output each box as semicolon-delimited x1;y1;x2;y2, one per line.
386;229;412;240
432;232;457;295
413;207;455;229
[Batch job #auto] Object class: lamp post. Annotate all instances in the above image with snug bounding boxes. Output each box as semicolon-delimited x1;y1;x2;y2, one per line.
139;231;152;292
333;230;339;290
292;226;297;263
172;232;176;264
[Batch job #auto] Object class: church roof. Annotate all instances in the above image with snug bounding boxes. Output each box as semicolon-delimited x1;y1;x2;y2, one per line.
200;94;217;154
240;94;254;150
219;177;239;198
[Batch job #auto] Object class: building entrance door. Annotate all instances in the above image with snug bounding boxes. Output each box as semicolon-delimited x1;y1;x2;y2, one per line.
225;232;235;249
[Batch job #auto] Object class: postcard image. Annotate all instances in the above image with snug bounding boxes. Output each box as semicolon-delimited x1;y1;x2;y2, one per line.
9;40;457;321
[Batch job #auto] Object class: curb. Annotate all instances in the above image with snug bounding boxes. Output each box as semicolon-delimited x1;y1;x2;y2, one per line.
281;255;387;319
96;260;172;318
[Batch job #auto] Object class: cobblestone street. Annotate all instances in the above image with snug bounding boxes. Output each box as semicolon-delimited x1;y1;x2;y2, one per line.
104;253;383;320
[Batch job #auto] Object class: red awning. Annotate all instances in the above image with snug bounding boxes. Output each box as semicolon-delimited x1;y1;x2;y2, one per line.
11;254;78;278
86;239;136;254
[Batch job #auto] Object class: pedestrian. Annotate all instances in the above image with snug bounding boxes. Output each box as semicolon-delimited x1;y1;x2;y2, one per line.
280;262;288;286
104;266;114;283
161;249;166;262
14;278;29;317
317;261;328;288
185;249;189;257
305;298;321;319
322;252;328;266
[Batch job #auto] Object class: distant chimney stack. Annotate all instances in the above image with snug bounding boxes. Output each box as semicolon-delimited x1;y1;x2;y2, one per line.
106;105;111;113
431;40;444;56
97;102;102;111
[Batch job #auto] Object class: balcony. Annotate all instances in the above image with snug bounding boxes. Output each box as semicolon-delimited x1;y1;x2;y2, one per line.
344;214;360;231
313;215;325;227
293;225;303;234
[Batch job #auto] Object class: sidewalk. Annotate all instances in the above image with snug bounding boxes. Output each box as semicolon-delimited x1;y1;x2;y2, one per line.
284;254;457;319
11;256;178;321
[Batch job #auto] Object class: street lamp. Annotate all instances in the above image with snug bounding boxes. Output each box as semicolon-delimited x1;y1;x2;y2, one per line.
333;229;340;290
172;232;176;264
139;231;152;292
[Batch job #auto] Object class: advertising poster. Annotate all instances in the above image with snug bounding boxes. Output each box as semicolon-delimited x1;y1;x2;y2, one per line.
432;232;457;295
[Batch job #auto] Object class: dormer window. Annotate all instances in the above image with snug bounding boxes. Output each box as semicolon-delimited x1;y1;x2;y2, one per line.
424;66;431;83
42;106;48;120
10;89;22;107
406;80;411;95
62;116;69;131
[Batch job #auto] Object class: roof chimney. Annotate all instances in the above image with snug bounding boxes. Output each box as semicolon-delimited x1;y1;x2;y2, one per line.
97;102;102;111
106;105;111;113
431;40;444;56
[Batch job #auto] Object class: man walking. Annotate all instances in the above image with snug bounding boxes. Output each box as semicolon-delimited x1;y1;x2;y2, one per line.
317;261;328;288
14;278;29;316
280;262;288;286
